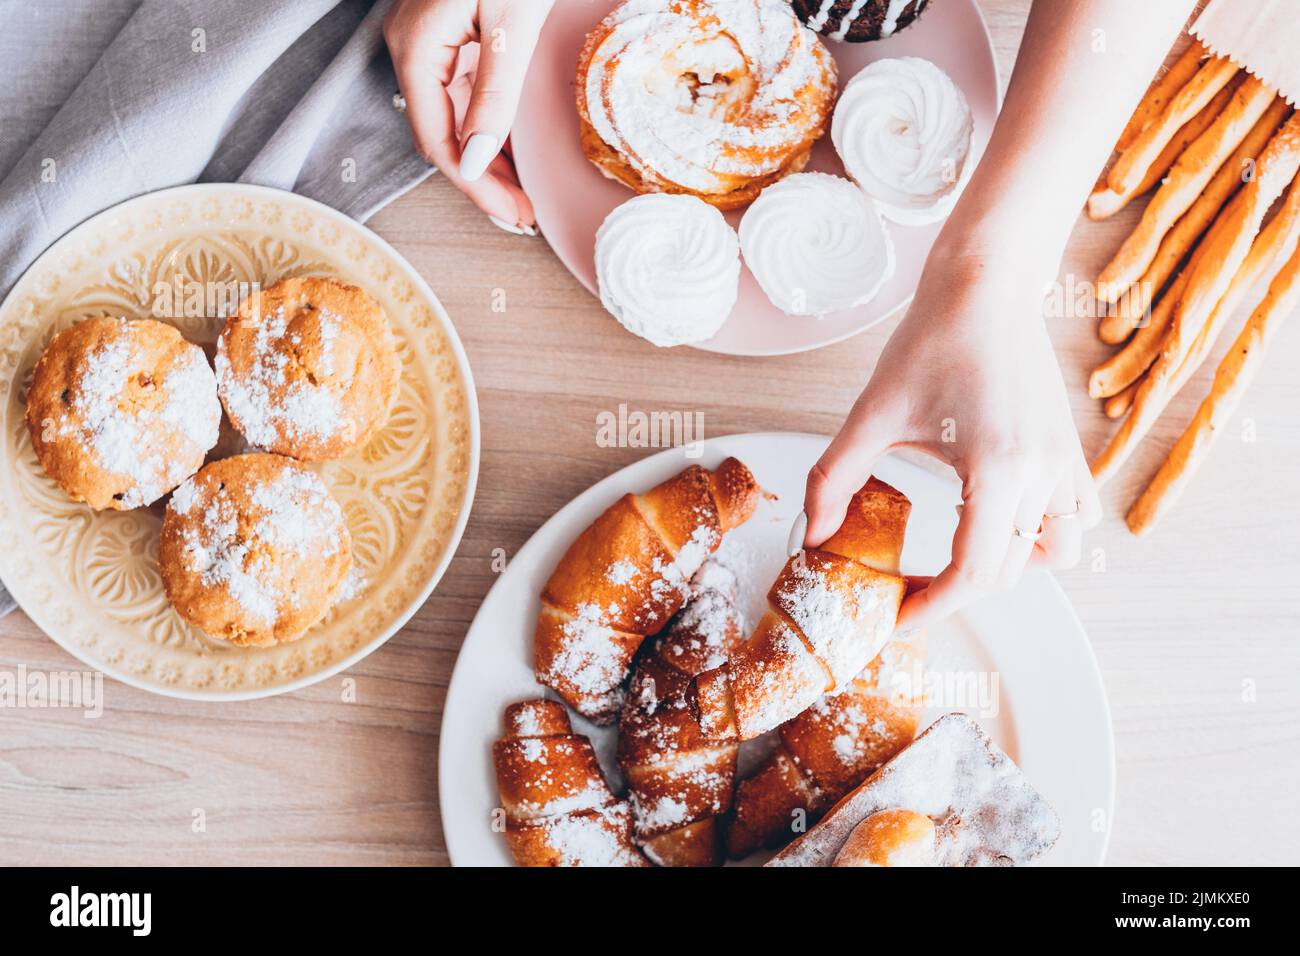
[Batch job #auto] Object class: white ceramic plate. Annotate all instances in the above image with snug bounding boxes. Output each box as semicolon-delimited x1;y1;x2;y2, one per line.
440;432;1114;866
0;184;480;700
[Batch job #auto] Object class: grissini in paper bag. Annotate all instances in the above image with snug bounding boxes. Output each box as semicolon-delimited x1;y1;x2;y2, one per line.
690;478;909;742
1192;0;1300;106
767;713;1060;867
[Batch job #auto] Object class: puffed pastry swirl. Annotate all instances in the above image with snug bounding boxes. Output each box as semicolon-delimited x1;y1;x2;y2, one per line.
739;172;894;316
577;0;838;210
832;57;973;225
596;194;741;346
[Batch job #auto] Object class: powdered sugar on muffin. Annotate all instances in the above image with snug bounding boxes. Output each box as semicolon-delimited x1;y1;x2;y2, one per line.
25;317;220;510
160;453;351;646
215;277;400;461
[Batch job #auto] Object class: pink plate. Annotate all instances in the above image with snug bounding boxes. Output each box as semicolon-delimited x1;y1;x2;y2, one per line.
512;0;1001;357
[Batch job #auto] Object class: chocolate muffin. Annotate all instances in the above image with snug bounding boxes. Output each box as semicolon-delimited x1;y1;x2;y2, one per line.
790;0;929;42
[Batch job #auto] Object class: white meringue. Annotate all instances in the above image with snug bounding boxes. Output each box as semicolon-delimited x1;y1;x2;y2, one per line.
595;194;741;347
739;172;895;317
832;56;974;226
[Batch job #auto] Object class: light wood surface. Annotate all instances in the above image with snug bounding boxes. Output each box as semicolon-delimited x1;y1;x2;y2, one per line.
2;0;1297;867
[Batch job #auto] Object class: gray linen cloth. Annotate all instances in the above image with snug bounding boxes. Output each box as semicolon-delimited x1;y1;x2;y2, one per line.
0;0;436;616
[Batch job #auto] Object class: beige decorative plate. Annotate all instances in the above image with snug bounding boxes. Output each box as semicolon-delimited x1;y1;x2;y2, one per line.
0;184;479;699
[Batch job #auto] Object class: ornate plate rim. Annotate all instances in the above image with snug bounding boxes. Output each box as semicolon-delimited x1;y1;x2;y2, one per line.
0;182;481;701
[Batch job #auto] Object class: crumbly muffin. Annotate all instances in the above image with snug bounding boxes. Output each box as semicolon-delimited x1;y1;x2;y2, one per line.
790;0;929;42
215;276;400;461
159;453;352;646
24;317;221;510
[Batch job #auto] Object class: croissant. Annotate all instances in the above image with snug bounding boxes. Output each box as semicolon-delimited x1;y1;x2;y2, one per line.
725;631;925;859
535;457;760;723
492;699;649;867
691;477;910;741
617;560;746;867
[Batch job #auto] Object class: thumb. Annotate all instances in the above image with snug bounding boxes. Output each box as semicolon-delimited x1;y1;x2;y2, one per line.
458;1;553;182
803;402;898;547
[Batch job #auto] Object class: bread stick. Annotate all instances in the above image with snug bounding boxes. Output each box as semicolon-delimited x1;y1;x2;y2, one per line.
1104;381;1139;419
1096;97;1290;342
1116;40;1208;153
1165;115;1300;364
1127;242;1300;534
1089;75;1238;221
1098;279;1155;345
1105;56;1239;200
1092;156;1300;484
1090;267;1189;398
1098;77;1276;302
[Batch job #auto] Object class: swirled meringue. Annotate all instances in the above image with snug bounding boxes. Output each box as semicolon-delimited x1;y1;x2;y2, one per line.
595;194;741;347
739;173;894;317
832;57;973;225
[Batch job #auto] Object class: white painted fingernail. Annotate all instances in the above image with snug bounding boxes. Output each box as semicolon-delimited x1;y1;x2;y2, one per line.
787;510;808;557
488;216;538;237
459;133;499;182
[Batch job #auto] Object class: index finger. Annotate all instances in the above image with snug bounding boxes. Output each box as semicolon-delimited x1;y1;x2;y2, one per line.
390;22;462;178
898;464;1023;629
391;20;531;224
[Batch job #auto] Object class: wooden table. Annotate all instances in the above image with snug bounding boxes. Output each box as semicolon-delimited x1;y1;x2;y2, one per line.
2;0;1297;866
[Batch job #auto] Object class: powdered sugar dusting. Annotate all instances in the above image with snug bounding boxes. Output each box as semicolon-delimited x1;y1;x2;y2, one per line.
734;616;830;738
316;308;342;376
55;319;219;507
777;561;886;687
173;464;345;625
540;602;627;708
664;559;743;671
606;558;638;586
632;794;690;832
215;305;348;450
510;701;546;739
768;714;1061;867
825;698;891;766
542;805;645;867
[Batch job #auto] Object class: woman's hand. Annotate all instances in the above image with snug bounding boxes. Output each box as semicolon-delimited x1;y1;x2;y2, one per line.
802;249;1101;630
384;0;554;232
794;0;1199;630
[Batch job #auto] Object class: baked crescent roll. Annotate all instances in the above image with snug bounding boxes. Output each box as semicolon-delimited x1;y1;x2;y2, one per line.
690;477;910;741
535;457;760;723
725;631;925;859
617;560;746;867
492;699;649;867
